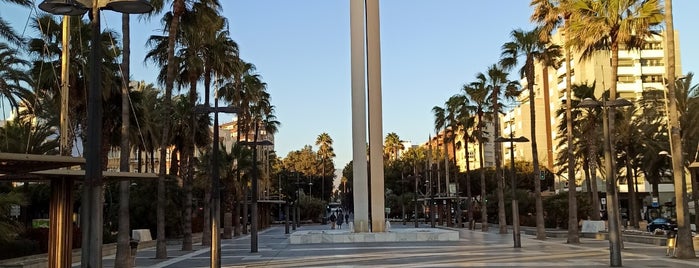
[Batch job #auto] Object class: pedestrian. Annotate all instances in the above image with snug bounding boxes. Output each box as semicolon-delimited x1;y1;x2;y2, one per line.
329;212;337;229
337;211;344;229
344;213;349;224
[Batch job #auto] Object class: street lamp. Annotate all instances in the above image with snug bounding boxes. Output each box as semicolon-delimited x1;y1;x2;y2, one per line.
578;97;632;267
194;103;237;266
309;182;313;198
239;139;273;253
38;1;152;267
494;132;529;249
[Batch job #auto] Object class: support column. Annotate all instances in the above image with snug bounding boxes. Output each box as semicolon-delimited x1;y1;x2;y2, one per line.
48;178;73;268
50;15;73;268
366;0;385;232
350;0;369;233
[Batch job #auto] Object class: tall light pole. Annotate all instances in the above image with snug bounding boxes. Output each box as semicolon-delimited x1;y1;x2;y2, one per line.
578;97;632;267
242;139;273;253
38;1;152;267
194;102;237;266
495;128;529;249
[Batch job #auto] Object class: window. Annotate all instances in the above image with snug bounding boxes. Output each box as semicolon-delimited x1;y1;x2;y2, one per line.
642;42;662;50
641;58;664;66
618;59;634;67
641;75;663;83
617;75;635;83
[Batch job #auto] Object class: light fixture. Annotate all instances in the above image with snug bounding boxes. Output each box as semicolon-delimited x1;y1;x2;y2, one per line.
38;0;89;16
39;0;153;15
103;0;153;14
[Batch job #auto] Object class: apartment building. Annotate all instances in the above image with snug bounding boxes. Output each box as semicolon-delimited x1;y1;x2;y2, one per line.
508;30;682;202
424;117;496;175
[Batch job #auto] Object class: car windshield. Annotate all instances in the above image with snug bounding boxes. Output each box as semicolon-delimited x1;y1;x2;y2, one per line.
653;218;668;224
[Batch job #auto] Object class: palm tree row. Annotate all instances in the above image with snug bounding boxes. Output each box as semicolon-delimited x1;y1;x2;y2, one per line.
422;1;696;252
0;0;280;264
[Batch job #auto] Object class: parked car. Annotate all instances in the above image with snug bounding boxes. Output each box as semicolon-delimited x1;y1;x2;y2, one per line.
646;217;677;233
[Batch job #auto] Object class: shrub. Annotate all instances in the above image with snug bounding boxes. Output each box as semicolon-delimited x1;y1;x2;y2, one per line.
0;239;40;260
542;192;591;229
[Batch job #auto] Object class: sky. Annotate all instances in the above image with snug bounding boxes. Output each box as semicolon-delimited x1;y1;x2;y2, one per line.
3;0;698;175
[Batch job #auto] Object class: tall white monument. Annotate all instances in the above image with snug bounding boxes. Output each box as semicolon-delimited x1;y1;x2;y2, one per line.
350;0;385;233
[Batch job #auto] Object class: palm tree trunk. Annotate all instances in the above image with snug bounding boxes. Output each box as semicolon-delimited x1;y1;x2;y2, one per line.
464;137;473;229
182;78;198;251
444;132;452;227
665;0;694;258
202;183;211;245
527;59;546;240
493;88;506;234
115;13;132;268
626;152;637;229
478;114;488;232
564;23;579;243
588;131;601;221
156;0;185;258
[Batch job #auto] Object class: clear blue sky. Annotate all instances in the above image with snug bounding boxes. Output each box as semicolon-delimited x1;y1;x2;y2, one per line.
3;1;698;173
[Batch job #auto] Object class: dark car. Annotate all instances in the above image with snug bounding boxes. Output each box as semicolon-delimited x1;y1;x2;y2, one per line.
646;217;677;232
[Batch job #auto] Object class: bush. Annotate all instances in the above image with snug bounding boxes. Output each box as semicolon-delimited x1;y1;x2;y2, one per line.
0;239;40;260
543;192;591;229
299;195;325;222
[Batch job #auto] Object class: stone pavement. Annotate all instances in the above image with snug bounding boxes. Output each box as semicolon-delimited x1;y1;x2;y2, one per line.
91;223;699;267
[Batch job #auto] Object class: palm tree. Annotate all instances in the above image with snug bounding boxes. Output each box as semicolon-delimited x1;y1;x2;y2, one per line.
530;0;580;244
566;0;663;248
673;73;699;241
573;83;602;221
0;0;31;45
383;132;403;161
500;27;562;239
0;116;59;154
149;0;187;258
452;94;476;228
316;133;335;201
0;43;31;114
464;80;492;231
476;64;519;234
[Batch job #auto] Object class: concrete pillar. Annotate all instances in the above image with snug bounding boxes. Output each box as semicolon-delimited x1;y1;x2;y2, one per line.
366;0;385;232
350;0;369;233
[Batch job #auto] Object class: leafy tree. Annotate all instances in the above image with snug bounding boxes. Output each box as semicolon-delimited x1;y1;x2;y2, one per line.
0;192;25;242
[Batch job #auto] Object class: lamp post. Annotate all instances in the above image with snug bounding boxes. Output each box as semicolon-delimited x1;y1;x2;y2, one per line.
38;1;152;267
578;97;632;267
194;103;237;267
494;130;529;249
240;139;273;253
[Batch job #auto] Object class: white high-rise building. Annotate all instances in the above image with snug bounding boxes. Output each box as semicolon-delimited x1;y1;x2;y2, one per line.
506;30;682;201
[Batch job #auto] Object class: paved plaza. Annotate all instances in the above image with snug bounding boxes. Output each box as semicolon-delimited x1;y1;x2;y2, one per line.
87;223;699;268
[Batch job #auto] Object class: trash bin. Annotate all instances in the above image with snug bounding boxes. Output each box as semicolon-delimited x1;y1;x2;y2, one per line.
130;240;139;266
322;216;327;225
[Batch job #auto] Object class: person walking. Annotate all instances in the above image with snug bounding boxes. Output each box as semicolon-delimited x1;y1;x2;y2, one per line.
337;211;345;229
329;212;337;229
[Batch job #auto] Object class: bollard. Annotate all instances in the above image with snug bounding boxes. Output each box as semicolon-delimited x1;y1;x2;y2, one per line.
129;240;139;266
